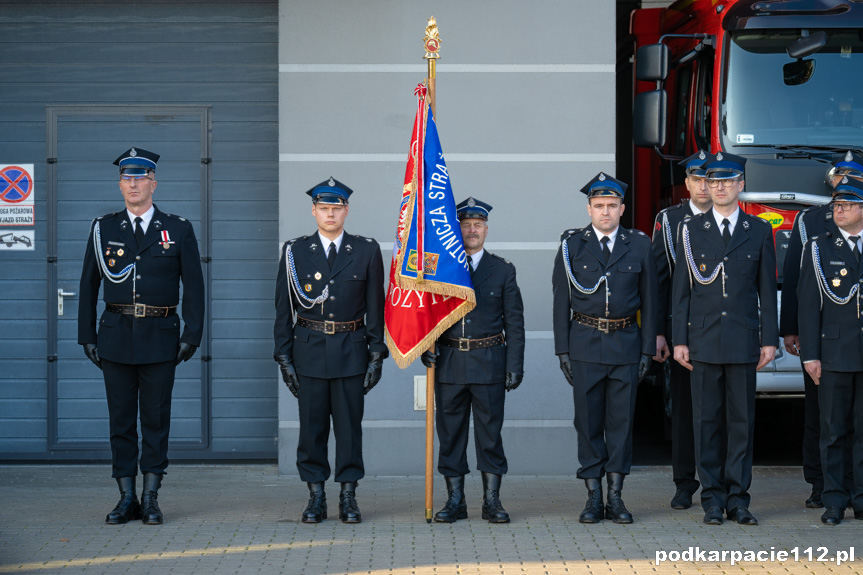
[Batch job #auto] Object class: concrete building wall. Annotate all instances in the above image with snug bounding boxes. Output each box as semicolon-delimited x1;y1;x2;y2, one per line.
278;1;618;475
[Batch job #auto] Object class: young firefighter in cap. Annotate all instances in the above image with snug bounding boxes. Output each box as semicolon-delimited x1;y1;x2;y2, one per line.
781;150;863;509
651;151;713;511
273;178;387;524
671;152;778;526
420;197;525;524
552;173;659;524
798;178;863;526
78;147;205;525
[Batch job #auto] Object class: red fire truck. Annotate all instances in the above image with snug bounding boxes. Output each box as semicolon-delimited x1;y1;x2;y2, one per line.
631;0;863;399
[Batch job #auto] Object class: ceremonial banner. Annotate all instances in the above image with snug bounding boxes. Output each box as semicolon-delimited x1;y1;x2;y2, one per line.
385;83;475;368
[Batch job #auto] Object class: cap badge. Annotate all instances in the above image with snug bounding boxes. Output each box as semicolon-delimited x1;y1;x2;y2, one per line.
130;148;137;157
842;176;849;184
832;278;841;287
698;151;706;160
840;268;848;276
598;173;606;181
846;151;854;162
328;177;335;187
314;272;322;280
716;152;723;161
467;197;476;207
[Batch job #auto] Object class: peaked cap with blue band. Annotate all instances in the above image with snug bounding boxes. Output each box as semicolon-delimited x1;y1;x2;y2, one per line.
306;177;352;205
679;150;711;177
705;151;746;180
580;172;627;199
830;150;863;178
113;147;159;175
456;197;492;220
832;176;863;203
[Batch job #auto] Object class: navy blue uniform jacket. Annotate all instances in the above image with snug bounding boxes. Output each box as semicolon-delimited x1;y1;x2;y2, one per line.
78;206;205;364
798;232;863;372
671;211;778;364
652;200;696;342
274;231;386;379
552;226;658;365
435;252;525;384
780;204;835;336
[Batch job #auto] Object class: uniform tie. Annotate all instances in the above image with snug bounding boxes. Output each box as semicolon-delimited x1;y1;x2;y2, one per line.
850;235;861;266
600;236;611;263
134;216;144;248
722;218;731;246
327;242;336;270
467;254;475;278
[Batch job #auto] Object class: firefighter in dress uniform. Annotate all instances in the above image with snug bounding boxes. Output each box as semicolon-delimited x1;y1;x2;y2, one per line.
798;178;863;525
273;178;386;524
651;151;714;510
671;153;778;526
552;173;659;524
420;197;526;524
781;150;863;509
78;147;205;525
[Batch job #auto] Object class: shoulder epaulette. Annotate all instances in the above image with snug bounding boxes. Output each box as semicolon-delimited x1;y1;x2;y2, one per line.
560;228;581;241
96;210;122;222
353;234;377;244
490;252;512;266
162;212;188;222
287;235;308;245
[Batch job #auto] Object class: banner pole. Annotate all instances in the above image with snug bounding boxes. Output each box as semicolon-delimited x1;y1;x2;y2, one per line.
422;16;441;524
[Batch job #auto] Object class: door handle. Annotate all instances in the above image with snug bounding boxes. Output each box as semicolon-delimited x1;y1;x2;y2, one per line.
58;289;76;316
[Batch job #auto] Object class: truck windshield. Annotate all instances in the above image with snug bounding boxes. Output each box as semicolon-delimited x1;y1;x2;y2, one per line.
722;29;863;153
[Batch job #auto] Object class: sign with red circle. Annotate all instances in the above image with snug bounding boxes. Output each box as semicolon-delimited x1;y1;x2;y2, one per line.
0;165;33;203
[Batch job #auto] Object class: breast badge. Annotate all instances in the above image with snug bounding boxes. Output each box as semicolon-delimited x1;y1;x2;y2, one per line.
832;278;842;288
304;283;313;292
840;268;848;277
314;272;322;280
116;249;124;256
699;263;707;272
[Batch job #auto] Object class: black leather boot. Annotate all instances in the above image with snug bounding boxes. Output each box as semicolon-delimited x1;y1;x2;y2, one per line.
302;482;327;523
579;478;604;524
140;473;164;525
481;472;510;523
434;475;468;523
605;472;633;524
339;482;361;524
105;477;141;524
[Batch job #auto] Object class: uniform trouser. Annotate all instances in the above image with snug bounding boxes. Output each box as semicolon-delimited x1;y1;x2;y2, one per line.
571;361;639;479
296;374;365;483
101;358;176;478
818;370;863;511
801;362;824;490
669;358;699;494
690;361;756;511
435;381;507;477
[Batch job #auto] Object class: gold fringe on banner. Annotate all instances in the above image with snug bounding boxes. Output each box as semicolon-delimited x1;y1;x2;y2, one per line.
385;297;474;369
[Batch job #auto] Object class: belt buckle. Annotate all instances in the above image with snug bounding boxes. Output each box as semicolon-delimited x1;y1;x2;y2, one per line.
458;338;470;352
324;320;336;335
134;303;147;318
596;318;610;334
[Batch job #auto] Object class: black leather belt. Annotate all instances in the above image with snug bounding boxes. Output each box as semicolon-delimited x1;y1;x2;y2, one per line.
439;332;505;352
572;312;636;333
106;303;177;318
297;316;365;335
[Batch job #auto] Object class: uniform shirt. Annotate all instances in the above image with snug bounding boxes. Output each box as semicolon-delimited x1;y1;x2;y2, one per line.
318;231;344;255
127;205;154;235
711;206;739;237
468;248;484;270
591;225;619;253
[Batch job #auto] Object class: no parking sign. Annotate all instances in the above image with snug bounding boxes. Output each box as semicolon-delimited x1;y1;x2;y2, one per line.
0;164;36;251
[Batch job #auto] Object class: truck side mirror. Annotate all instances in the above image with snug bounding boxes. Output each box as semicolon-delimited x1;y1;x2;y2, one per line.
635;44;669;82
633;90;667;148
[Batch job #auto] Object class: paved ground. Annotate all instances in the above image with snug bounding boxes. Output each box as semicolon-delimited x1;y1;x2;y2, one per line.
0;464;859;574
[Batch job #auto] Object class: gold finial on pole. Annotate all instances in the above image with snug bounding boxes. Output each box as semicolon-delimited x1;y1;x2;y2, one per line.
423;16;440;118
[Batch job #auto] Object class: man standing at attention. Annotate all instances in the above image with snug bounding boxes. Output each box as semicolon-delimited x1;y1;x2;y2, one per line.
274;177;386;524
651;151;713;511
79;147;205;525
421;197;525;524
672;153;777;526
553;173;658;524
798;177;863;525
